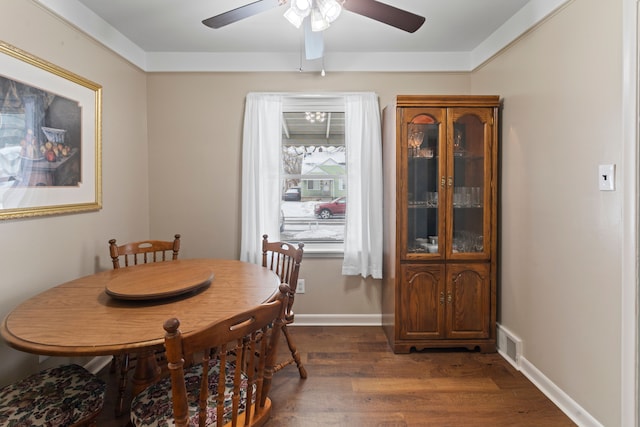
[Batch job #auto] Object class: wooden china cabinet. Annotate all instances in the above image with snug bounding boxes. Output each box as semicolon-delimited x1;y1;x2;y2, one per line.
381;95;500;353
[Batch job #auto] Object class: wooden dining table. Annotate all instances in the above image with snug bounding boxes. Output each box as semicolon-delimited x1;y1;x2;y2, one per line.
0;258;279;401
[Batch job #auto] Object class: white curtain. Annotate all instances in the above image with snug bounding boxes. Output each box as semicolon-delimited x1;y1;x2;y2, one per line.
239;92;383;279
239;93;283;264
342;93;383;279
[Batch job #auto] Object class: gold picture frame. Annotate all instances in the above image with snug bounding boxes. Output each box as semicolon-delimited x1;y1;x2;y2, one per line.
0;41;101;220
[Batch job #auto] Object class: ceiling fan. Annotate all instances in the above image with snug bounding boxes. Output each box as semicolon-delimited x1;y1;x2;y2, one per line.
202;0;425;60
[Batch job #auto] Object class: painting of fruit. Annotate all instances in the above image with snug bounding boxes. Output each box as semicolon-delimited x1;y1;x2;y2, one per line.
45;149;56;162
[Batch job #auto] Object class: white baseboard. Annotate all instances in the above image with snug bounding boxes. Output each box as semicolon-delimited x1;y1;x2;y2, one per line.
496;323;602;427
519;356;603;427
292;313;382;326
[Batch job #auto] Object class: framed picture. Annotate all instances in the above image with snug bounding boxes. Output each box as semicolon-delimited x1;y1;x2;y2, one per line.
0;41;101;220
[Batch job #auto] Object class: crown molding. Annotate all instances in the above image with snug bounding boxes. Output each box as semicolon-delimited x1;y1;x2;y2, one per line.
34;0;569;73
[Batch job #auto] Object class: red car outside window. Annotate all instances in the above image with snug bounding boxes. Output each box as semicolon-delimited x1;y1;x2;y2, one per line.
314;197;346;219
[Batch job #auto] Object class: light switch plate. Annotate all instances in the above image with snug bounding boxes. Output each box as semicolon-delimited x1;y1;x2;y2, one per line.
599;164;615;191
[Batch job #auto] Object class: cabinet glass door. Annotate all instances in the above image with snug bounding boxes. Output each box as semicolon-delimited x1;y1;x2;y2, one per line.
402;108;445;259
447;108;493;259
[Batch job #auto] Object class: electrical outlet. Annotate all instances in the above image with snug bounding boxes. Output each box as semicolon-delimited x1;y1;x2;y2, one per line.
296;279;305;294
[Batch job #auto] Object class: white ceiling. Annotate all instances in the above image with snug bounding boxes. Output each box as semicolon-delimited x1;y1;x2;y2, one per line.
34;0;568;72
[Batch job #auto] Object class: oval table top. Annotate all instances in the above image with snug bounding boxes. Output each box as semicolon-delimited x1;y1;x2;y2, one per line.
0;259;279;357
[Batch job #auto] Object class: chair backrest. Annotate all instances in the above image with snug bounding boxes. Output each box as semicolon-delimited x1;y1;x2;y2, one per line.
261;234;304;322
163;284;289;427
109;234;181;269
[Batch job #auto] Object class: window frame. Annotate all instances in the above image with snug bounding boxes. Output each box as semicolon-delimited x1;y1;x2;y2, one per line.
281;96;346;255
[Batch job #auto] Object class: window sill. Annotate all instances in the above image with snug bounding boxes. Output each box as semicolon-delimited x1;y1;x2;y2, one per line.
300;242;344;258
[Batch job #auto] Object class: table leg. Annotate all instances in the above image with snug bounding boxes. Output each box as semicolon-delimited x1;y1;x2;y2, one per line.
131;349;161;396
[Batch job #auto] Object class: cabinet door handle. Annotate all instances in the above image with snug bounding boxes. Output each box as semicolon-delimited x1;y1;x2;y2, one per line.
447;292;452;304
439;292;445;305
440;176;445;188
447;177;453;187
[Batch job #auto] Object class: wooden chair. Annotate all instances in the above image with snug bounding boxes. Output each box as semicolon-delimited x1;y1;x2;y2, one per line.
108;233;181;415
261;234;307;378
0;364;106;426
130;284;289;427
108;234;181;268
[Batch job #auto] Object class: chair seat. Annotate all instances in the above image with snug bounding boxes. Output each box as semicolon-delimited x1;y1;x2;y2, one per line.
0;364;106;426
131;359;252;427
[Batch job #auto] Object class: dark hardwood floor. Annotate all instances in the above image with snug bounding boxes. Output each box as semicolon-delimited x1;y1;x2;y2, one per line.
96;326;576;427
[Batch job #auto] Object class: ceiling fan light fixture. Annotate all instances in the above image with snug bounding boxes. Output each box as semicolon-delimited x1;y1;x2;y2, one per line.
310;7;330;32
284;0;343;32
316;0;342;23
291;0;312;16
284;7;306;28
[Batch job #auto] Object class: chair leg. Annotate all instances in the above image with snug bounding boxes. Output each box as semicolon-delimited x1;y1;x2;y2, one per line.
280;325;307;379
115;353;131;416
110;354;118;373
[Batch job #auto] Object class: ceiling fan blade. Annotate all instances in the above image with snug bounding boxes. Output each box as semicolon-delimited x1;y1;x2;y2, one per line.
342;0;425;33
202;0;285;29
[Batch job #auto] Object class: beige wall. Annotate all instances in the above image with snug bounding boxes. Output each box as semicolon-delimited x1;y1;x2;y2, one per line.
0;0;150;383
472;0;623;424
0;0;629;425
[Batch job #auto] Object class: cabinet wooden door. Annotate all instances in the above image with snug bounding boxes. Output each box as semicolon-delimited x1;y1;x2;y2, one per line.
446;262;491;339
399;107;446;261
399;264;445;340
445;107;495;261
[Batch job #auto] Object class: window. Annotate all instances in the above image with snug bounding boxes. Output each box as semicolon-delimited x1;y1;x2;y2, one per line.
280;110;346;248
240;92;382;279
